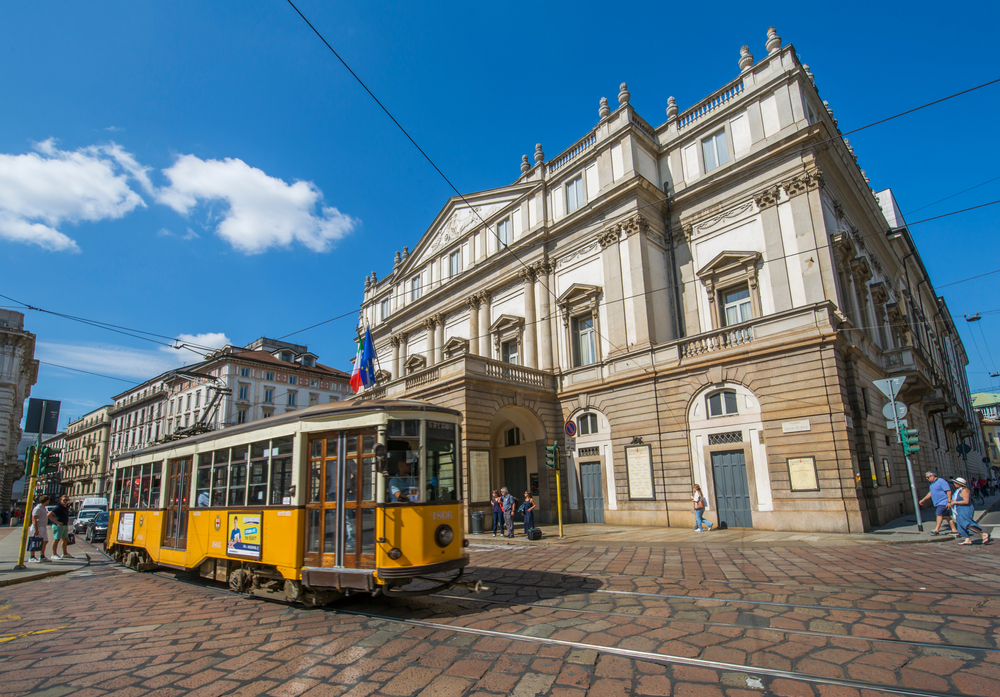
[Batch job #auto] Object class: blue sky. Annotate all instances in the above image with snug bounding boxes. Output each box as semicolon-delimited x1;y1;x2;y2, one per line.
3;1;1000;428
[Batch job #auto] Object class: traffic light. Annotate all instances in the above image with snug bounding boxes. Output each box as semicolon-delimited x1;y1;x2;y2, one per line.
900;426;920;455
545;441;559;469
24;445;36;477
39;446;61;475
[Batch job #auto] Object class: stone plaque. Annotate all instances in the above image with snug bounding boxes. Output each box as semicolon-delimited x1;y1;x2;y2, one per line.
469;450;490;503
625;444;655;500
782;419;811;433
787;457;819;491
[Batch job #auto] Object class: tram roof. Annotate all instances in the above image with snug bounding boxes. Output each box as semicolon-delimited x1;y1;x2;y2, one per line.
113;398;462;461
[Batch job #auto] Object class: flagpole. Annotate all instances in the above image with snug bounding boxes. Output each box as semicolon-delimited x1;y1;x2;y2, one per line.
368;323;385;385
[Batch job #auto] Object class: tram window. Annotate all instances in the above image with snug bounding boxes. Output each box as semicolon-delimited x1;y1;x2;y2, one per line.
251;440;267;460
150;467;162;508
248;462;267;505
229;446;248;506
307;509;320;553
361;508;376;555
130;468;141;508
270;457;293;505
310;439;322;459
427;422;458;501
344;458;358;500
140;463;152;508
274;436;293;456
324;509;337;554
212;450;229;506
196;454;212;507
309;459;322;503
388;420;419;438
113;469;125;508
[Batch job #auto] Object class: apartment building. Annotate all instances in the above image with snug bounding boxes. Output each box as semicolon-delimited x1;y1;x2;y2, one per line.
0;310;38;509
354;27;982;533
63;405;112;509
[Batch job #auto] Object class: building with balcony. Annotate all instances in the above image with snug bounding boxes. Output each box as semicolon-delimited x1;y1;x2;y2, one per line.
63;405;112;510
971;393;1000;421
353;27;982;533
0;310;38;511
110;375;171;460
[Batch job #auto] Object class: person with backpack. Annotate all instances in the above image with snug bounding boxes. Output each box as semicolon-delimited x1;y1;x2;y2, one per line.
521;491;536;537
500;487;517;538
692;484;713;532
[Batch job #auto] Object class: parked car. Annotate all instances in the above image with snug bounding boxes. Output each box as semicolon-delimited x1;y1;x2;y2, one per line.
73;509;101;533
86;511;108;543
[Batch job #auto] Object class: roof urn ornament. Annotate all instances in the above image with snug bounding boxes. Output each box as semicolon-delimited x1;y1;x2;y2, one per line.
765;26;781;54
394;251;402;266
599;97;610;119
364;275;371;290
370;271;377;285
402;246;409;261
803;64;815;84
666;96;678;120
738;45;754;71
618;82;630;106
521;155;530;173
534;143;544;163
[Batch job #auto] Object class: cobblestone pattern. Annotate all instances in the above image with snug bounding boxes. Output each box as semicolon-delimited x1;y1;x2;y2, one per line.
0;540;996;696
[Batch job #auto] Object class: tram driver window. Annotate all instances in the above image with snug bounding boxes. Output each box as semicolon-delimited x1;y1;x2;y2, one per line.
427;421;458;501
387;419;419;502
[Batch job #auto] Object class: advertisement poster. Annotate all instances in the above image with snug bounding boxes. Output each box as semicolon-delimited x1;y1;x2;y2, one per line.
117;511;135;543
227;512;262;560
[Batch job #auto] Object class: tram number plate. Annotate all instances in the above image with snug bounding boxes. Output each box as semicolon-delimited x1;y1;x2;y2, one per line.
432;511;453;521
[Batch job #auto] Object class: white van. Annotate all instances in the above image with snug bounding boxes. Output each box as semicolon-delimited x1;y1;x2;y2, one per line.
78;497;108;515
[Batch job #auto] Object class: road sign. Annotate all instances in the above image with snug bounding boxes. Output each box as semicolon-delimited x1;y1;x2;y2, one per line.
881;402;907;420
873;377;906;401
887;419;907;439
565;421;577;437
565;436;576;452
957;443;972;456
24;399;61;435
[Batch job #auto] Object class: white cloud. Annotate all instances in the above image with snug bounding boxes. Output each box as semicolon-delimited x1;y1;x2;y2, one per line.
0;139;149;252
38;332;232;382
157;155;357;254
157;226;200;241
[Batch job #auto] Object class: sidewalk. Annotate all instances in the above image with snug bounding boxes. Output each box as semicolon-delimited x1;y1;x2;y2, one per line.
469;496;1000;549
870;490;1000;536
0;527;89;587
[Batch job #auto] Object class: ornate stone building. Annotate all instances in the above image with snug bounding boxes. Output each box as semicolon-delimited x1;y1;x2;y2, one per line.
0;310;38;509
63;405;112;509
354;28;981;532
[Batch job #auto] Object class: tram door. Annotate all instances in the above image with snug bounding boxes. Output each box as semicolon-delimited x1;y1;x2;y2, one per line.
305;430;378;569
163;457;192;549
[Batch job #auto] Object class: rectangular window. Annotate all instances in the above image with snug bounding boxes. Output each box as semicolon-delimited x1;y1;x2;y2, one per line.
497;219;512;248
264;388;274;403
186;395;191;410
411;275;422;301
288;392;297;407
702;130;729;172
311;379;318;387
505;427;521;447
501;340;518;365
578;413;598;435
708;390;739;417
380;298;390;320
449;250;462;277
168;401;174;415
723;286;752;326
236;409;248;425
195;391;200;407
265;371;274;381
572;315;597;367
228;446;248;506
309;393;319;407
566;176;584;214
240;367;251;377
238;383;249;401
287;375;296;386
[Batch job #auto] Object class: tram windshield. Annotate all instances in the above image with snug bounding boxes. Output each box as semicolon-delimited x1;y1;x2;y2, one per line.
385;419;458;503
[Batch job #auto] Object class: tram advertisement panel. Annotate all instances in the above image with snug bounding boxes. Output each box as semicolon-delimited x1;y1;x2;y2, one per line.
227;512;262;560
118;512;135;543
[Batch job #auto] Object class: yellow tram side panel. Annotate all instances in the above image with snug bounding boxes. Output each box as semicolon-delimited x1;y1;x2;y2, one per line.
109;508;305;580
375;503;465;572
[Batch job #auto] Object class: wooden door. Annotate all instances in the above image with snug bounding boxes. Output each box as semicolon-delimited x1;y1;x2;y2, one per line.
305;434;340;567
711;450;753;528
342;430;378;569
162;457;191;549
503;456;527;521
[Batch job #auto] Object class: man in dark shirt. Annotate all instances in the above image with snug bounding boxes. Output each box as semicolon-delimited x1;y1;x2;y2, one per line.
48;496;74;559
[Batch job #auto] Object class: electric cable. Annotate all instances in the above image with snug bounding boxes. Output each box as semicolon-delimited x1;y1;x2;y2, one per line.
38;361;140;385
905;174;1000;215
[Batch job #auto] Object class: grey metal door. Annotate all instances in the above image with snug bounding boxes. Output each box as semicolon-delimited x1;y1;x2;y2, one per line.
711;450;753;528
580;462;605;523
503;457;527;522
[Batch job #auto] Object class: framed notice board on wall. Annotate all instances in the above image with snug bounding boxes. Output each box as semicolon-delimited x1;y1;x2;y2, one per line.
469;449;490;504
625;444;655;500
787;457;819;491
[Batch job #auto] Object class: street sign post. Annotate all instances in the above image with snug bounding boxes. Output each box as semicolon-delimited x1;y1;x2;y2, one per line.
876;377;924;532
14;399;60;569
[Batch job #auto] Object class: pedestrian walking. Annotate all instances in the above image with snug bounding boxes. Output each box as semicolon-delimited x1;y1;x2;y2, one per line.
28;495;50;562
522;491;536;536
692;484;713;532
500;487;516;538
918;472;958;535
49;495;74;560
947;478;991;546
490;490;503;537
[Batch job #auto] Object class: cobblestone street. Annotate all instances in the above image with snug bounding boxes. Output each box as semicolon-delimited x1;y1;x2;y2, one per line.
1;535;999;697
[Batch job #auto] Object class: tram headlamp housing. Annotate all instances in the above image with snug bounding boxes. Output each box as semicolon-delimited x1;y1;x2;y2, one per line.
387;547;402;560
434;524;454;548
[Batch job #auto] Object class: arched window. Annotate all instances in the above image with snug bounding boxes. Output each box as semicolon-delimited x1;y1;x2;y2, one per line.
578;414;598;435
707;390;739;417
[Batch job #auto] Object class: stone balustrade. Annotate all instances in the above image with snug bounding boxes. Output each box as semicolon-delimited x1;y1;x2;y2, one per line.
680;325;754;357
547;131;597;173
677;77;746;130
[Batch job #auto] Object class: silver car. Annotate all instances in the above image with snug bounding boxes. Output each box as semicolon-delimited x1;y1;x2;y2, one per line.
73;509;100;533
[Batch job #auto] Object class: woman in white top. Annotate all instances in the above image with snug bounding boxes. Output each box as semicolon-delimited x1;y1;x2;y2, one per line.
28;494;51;562
692;484;713;532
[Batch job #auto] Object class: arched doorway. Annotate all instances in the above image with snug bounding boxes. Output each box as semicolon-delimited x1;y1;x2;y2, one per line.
489;406;546;523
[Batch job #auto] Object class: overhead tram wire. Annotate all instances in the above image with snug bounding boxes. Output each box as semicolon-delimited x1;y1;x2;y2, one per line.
905;174;1000;215
37;361;140;385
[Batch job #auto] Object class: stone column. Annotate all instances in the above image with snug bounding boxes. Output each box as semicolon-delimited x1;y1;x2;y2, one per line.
520;268;537;368
467;296;480;356
478;291;492;359
536;261;554;370
424;318;437;367
398;332;408;378
390;335;401;381
434;314;445;365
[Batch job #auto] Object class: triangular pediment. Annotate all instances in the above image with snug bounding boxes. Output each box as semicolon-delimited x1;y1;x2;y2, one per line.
557;283;601;305
443;336;469;358
399;183;537;273
489;314;524;333
696;251;762;280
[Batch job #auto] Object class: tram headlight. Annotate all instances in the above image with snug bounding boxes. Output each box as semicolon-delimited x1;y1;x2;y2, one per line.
434;524;454;548
387;547;402;560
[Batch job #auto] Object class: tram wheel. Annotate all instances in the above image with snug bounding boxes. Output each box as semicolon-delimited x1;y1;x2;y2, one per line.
284;580;303;602
229;569;250;593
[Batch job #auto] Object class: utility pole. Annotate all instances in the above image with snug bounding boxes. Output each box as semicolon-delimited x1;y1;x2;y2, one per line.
876;378;923;532
14;411;45;569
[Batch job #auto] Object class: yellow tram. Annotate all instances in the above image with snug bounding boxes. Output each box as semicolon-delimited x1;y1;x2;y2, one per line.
106;399;470;604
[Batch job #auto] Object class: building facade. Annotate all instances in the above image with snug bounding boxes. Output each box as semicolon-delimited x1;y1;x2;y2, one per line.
354;28;982;533
63;405;112;509
972;393;1000;421
0;310;39;510
109;375;171;460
